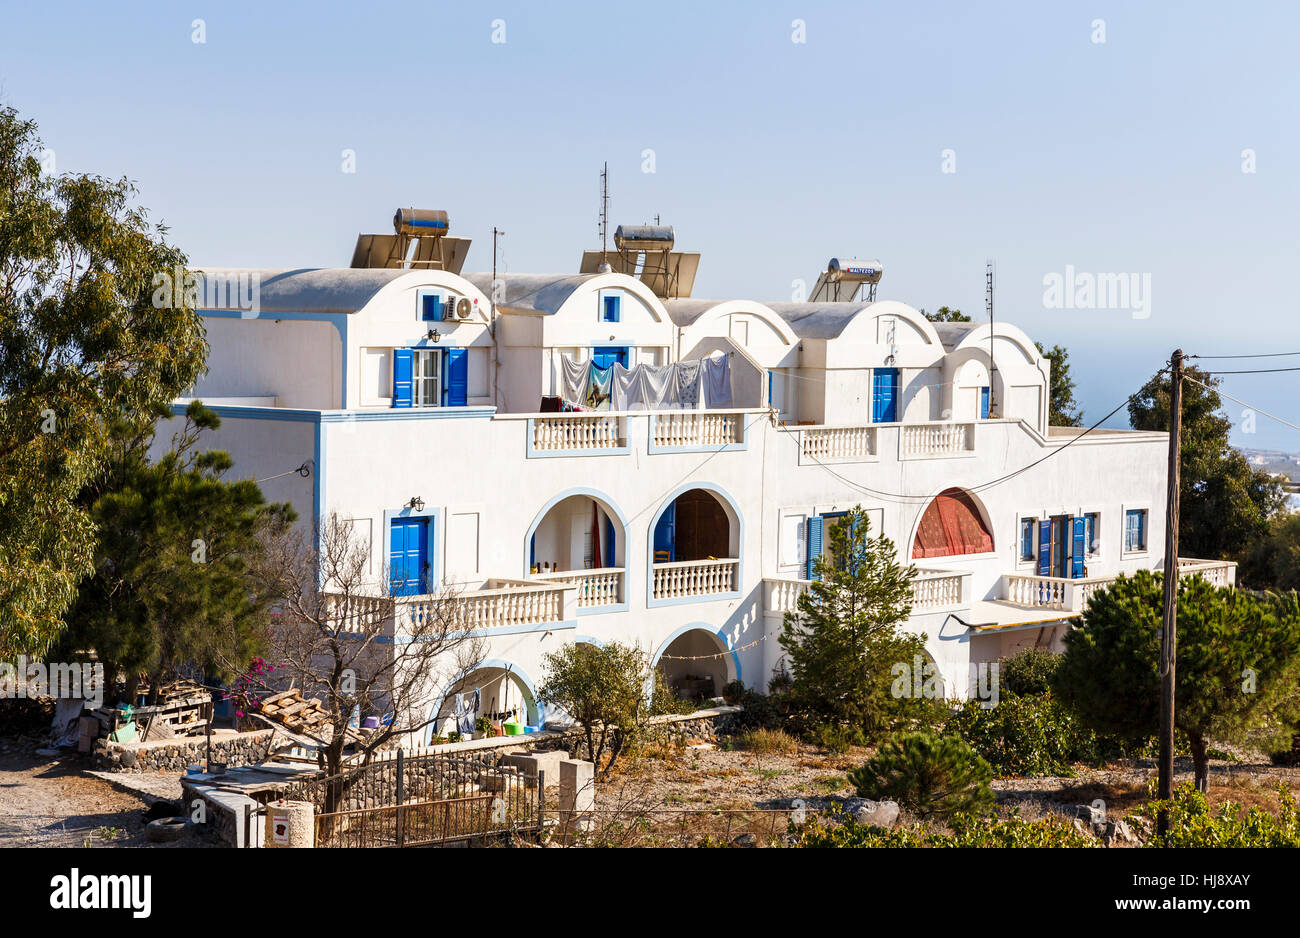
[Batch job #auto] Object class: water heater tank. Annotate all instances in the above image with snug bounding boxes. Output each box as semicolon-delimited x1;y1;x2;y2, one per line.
827;257;883;283
394;208;450;238
614;224;675;252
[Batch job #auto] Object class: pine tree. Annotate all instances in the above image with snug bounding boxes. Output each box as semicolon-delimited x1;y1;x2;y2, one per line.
54;402;294;701
779;507;933;740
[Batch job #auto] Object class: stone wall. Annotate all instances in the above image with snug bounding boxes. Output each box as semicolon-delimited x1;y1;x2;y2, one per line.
92;729;275;773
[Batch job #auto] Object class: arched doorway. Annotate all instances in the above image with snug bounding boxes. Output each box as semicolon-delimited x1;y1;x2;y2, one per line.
648;484;741;603
526;490;626;609
432;663;539;740
653;626;738;702
911;488;994;559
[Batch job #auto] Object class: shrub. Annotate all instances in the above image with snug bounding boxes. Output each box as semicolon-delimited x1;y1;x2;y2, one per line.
721;680;747;705
945;690;1137;777
795;812;1096;848
847;731;995;820
738;727;799;755
1135;782;1300;847
813;723;867;754
999;647;1060;697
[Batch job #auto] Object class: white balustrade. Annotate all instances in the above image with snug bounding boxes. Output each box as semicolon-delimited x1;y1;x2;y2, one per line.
800;425;877;462
532;567;624;608
530;413;625;451
764;577;812;615
651;412;742;449
1177;558;1237;587
901;421;974;458
911;568;967;610
652;558;740;600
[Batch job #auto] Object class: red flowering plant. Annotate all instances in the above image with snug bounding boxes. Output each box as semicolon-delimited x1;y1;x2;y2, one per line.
222;657;279;731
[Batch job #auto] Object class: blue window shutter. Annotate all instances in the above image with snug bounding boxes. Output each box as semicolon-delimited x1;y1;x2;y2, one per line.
421;294;443;322
445;347;468;406
873;368;899;423
1037;520;1051;577
1137;511;1146;549
980;386;990;419
1071;517;1086;578
653;502;676;562
392;348;413;408
806;515;824;580
603;295;620;322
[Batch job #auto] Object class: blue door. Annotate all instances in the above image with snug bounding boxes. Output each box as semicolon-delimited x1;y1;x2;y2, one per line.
653;501;676;563
872;368;899;423
592;346;628;371
389;517;429;597
604;517;616;568
979;386;990;419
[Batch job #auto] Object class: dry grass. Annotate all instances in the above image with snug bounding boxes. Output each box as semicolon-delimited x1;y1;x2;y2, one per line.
737;728;800;755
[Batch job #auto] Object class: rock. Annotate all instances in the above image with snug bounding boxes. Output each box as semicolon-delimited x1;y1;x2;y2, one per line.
850;799;900;828
731;833;758;847
1104;820;1137;845
1072;818;1092;837
119;749;138;768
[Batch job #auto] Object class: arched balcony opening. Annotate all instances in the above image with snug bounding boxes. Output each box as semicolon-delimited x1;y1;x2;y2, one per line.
527;491;626;610
911;487;994;559
649;485;741;604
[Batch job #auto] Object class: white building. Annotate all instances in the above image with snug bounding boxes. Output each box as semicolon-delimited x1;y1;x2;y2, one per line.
164;212;1234;740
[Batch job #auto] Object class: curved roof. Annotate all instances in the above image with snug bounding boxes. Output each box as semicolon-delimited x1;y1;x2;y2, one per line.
194;267;475;315
762;301;875;339
929;321;984;351
460;273;597;316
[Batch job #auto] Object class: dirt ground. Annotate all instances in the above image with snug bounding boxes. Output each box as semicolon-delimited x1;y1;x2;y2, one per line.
0;752;200;847
595;735;1300;825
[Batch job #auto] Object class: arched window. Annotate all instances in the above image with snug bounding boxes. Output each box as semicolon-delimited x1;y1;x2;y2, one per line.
912;488;993;558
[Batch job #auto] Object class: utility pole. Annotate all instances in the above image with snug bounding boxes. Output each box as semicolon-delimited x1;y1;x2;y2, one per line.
1157;348;1183;836
491;226;504;320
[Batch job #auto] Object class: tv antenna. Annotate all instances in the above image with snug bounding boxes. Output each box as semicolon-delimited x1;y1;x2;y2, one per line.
598;162;611;272
986;259;997;415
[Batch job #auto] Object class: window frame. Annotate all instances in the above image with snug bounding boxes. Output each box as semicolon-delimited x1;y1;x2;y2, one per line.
412;348;443;408
1122;506;1150;556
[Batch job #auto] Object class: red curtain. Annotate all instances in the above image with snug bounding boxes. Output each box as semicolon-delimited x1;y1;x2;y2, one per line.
912;488;994;558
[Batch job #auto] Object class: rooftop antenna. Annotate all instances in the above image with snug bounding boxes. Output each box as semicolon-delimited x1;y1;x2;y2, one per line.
491;226;504;320
597;162;612;273
986;259;997;416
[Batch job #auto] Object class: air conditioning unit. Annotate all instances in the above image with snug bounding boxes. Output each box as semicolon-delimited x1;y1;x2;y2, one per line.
452;296;474;320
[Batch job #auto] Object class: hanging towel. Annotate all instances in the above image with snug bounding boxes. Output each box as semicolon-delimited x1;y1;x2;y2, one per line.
560;355;591;408
587;362;614;410
638;364;678;409
675;360;703;409
702;353;733;407
610;362;640;410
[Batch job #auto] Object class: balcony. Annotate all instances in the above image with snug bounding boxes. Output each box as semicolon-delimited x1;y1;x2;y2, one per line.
1000;558;1239;613
652;558;740;602
324;579;578;636
527;412;627;455
798;425;877;464
899;421;975;459
763;566;970;617
531;567;625;610
648;410;747;452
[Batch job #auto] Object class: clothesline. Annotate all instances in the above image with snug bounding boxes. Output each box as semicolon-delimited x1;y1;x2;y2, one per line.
559;353;732;411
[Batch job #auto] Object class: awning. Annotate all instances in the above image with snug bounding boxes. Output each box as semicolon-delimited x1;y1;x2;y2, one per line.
955;600;1079;633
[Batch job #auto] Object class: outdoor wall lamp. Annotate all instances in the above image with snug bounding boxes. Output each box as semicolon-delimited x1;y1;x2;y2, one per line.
407;496;425;511
427;329;441;343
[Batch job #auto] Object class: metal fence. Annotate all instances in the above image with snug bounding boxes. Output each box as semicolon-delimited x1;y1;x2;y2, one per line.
248;749;542;847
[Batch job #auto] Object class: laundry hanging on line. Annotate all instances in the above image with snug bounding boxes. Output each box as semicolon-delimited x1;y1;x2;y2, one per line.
557;353;731;411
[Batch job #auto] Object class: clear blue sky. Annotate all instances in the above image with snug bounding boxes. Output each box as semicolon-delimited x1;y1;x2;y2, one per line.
4;1;1298;447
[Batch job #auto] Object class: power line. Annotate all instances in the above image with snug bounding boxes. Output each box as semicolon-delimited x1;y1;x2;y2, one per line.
1199;366;1300;375
1183;374;1300;434
779;380;1159;505
1188;351;1300;360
